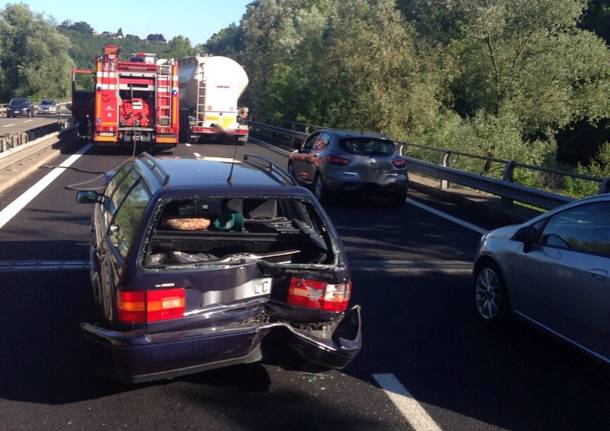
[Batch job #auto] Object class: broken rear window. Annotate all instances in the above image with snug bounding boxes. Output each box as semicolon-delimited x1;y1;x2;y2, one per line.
143;197;335;268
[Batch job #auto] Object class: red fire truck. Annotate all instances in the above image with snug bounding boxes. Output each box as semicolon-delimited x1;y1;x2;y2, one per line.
71;45;179;151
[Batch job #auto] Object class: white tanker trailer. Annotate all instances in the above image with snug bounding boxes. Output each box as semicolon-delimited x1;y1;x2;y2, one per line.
178;55;249;144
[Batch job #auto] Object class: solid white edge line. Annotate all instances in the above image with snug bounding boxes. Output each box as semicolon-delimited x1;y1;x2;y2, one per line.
0;143;94;230
406;198;487;235
373;373;443;431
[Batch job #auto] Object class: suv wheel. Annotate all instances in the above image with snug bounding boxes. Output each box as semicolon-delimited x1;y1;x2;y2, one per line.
473;262;511;323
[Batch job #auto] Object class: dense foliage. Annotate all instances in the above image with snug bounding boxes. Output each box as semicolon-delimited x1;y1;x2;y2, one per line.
205;0;610;178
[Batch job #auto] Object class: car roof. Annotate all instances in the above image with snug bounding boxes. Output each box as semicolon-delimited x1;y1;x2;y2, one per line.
317;128;392;141
135;156;309;197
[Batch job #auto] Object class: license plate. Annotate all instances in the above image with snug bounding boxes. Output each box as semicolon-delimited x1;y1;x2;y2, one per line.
201;277;272;306
239;277;272;299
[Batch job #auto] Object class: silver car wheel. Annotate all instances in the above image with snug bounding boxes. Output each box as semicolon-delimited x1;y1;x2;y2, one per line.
475;267;501;320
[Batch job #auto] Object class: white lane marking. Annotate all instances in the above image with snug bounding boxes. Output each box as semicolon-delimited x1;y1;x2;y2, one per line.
3;123;14;128
193;152;202;159
0;143;94;230
351;259;472;273
406;198;487;235
0;260;90;272
23;119;33;123
185;143;192;147
373;373;442;431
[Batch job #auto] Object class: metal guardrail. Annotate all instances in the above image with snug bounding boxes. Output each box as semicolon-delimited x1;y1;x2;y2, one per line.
0;120;78;171
249;119;610;210
0;119;72;154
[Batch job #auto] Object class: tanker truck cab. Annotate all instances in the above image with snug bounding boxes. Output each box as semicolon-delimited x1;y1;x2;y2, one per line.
179;55;249;145
77;153;361;383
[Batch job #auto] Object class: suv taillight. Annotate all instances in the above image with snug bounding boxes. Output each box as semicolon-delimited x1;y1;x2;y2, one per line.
325;155;351;166
392;158;407;169
287;277;351;312
117;288;185;324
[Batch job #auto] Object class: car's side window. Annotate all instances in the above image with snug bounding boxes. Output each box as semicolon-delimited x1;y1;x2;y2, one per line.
540;202;610;258
313;133;331;151
303;132;320;151
109;180;151;258
104;168;138;226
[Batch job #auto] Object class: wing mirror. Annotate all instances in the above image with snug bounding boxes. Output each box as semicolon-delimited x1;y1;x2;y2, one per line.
76;190;99;204
514;225;537;252
104;170;115;185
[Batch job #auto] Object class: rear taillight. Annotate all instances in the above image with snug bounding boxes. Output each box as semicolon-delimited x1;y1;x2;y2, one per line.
287;277;351;312
325;155;351;166
117;288;185;324
392;158;407;169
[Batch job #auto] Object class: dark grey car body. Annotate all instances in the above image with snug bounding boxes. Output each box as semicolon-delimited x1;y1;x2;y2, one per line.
78;154;361;383
474;194;610;363
288;129;408;204
7;98;36;117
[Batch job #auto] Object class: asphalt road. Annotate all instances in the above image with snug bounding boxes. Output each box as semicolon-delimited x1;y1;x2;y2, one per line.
0;140;609;430
0;112;70;135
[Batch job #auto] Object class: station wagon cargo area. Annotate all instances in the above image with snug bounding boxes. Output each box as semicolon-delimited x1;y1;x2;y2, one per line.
78;154;361;383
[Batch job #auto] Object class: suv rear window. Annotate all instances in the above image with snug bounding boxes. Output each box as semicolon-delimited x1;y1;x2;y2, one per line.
143;197;335;268
339;138;395;156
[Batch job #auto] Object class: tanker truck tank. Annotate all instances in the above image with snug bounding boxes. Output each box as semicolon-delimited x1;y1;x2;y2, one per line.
178;55;249;144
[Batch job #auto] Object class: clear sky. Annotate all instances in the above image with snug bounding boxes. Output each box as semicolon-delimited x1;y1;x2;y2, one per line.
0;0;251;44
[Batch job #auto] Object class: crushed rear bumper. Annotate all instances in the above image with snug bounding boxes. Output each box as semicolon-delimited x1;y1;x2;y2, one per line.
81;306;361;383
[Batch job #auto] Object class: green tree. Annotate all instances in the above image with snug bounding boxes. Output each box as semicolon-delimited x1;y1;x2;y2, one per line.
163;36;195;60
0;3;72;100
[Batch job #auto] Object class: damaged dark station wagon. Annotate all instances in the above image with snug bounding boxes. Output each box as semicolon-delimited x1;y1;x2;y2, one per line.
77;153;361;383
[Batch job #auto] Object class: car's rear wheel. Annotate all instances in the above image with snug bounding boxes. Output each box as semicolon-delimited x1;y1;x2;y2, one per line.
473;262;511;323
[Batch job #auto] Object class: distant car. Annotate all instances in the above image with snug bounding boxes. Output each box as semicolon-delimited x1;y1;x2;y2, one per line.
76;153;361;383
38;99;59;115
288;129;408;207
6;98;36;117
474;194;610;363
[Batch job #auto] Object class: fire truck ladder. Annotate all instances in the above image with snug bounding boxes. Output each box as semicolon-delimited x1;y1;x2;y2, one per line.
196;67;206;126
156;64;173;129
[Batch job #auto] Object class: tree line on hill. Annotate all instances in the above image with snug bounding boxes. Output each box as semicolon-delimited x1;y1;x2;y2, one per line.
0;3;199;102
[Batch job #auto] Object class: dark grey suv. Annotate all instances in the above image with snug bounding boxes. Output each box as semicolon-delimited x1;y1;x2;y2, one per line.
76;153;361;383
288;129;409;207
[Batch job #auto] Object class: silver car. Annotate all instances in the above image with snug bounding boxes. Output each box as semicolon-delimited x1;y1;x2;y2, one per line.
288;129;408;207
38;99;59;115
474;194;610;362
